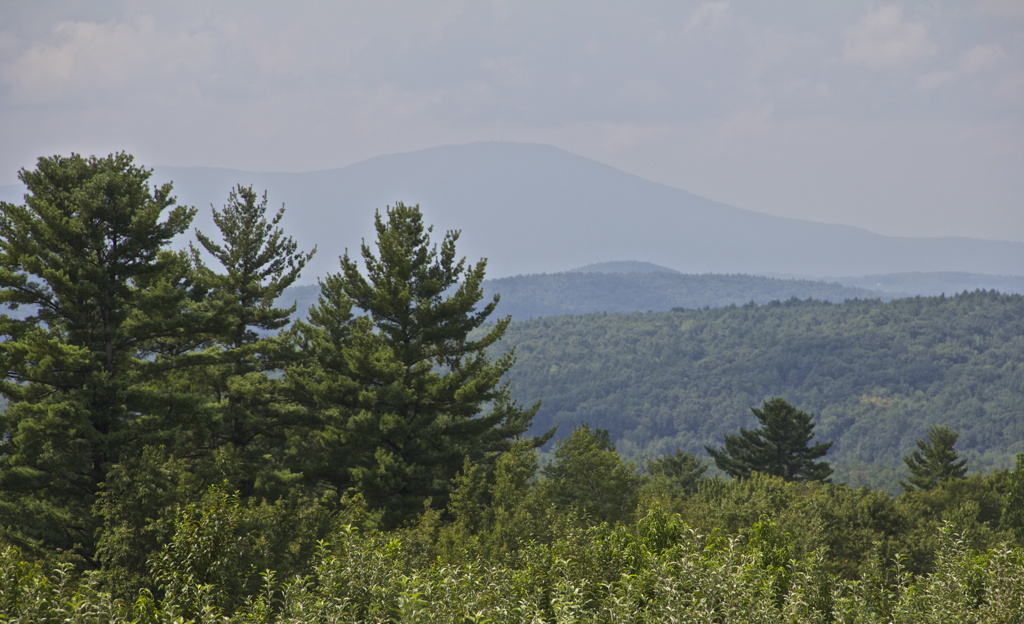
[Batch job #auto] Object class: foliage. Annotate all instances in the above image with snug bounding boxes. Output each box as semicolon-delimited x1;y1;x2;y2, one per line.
0;153;206;561
290;202;549;527
706;397;834;482
3;500;1024;623
901;424;969;492
1000;454;1024;545
494;292;1024;491
645;447;709;497
541;423;646;525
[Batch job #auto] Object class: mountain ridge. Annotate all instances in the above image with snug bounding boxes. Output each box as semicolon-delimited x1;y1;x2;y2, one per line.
2;141;1021;279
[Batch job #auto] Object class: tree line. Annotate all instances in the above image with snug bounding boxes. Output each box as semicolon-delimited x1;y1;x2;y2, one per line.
0;153;545;572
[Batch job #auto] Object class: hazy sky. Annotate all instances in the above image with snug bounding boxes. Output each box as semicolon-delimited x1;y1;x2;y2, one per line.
2;1;1022;242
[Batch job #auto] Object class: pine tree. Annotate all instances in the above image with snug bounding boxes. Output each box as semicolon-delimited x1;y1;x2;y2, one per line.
900;425;968;492
290;202;548;526
0;153;206;560
647;447;709;496
705;397;833;482
189;185;316;496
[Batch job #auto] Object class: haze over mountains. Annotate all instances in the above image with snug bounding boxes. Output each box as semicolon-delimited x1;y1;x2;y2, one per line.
2;142;1020;281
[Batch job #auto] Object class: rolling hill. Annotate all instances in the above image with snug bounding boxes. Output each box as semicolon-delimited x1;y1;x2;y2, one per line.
491;290;1024;492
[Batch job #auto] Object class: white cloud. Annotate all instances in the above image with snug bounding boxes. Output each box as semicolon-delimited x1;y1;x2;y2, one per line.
687;2;730;32
919;43;1006;89
960;44;1005;73
844;6;929;68
0;16;217;102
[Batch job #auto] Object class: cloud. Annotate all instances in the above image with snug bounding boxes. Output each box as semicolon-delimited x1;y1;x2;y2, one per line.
687;2;730;32
919;44;1006;89
0;15;216;102
844;6;929;68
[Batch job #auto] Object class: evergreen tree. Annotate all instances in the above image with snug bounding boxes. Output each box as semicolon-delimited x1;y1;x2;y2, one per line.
290;202;547;526
0;153;205;560
189;185;316;496
542;423;645;524
647;447;709;496
900;425;968;492
705;397;833;482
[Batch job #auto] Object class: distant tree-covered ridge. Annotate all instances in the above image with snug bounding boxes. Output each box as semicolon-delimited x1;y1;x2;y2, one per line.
492;291;1024;492
273;270;885;326
481;271;887;319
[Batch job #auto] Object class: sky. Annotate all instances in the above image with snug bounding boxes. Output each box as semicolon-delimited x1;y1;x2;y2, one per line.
1;1;1022;242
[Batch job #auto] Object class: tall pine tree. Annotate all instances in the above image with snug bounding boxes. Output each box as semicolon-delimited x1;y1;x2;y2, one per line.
0;153;206;560
705;397;833;482
900;425;968;492
189;185;316;496
290;202;547;526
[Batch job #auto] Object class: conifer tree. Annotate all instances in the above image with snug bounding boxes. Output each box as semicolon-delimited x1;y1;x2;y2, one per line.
900;425;968;492
705;397;833;482
189;185;316;496
0;153;205;559
647;447;709;496
290;202;547;526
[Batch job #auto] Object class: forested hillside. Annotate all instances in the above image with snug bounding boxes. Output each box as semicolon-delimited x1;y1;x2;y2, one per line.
278;271;884;324
495;291;1024;491
481;271;885;319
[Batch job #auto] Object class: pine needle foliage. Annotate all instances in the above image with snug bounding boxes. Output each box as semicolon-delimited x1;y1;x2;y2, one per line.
0;153;207;561
291;202;549;527
705;397;834;482
900;425;969;492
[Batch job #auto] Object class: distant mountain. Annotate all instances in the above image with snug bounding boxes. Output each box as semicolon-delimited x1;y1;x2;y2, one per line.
480;272;885;320
570;261;679;274
834;272;1024;297
278;272;883;324
761;271;1024;297
2;142;1022;279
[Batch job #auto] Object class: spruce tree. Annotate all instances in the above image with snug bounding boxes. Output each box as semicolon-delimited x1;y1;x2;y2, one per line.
900;425;968;492
705;397;833;482
0;153;206;559
290;202;547;526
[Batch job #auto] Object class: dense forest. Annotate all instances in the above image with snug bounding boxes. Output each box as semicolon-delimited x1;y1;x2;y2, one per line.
2;153;1024;622
495;292;1024;491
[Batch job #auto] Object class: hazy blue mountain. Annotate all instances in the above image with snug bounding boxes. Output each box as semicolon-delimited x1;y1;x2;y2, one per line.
480;272;886;320
3;142;1022;280
761;271;1024;297
834;272;1024;297
570;261;680;274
